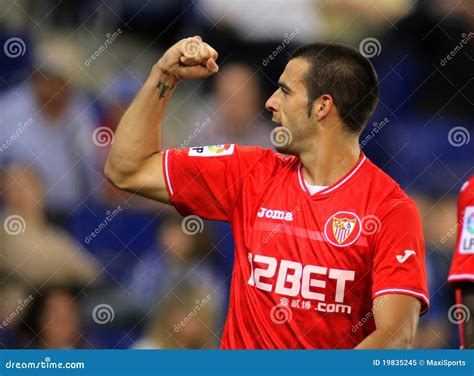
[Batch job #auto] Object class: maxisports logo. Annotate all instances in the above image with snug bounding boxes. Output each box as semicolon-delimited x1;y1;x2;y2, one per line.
247;252;355;314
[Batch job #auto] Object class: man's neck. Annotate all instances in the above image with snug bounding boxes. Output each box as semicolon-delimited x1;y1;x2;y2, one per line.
299;136;361;187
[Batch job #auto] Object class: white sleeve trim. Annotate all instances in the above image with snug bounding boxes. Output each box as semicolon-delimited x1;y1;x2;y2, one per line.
164;149;174;196
374;288;430;314
448;274;474;282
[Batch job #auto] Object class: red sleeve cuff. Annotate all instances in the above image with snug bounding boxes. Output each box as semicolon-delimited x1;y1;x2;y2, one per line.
448;274;474;286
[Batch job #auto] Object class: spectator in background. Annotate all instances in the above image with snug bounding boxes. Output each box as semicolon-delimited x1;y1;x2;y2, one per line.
127;214;222;313
132;282;219;349
190;63;273;148
100;74;141;135
377;0;474;123
0;282;31;349
19;286;85;349
198;0;321;43
98;73;139;207
0;164;100;313
0;38;100;227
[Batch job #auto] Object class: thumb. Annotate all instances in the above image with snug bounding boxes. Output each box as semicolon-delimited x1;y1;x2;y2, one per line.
207;58;219;73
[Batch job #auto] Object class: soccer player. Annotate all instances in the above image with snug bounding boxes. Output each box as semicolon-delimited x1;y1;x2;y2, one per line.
105;36;429;349
448;175;474;349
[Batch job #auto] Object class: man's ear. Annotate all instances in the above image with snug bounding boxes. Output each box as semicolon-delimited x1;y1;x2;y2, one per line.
311;94;334;121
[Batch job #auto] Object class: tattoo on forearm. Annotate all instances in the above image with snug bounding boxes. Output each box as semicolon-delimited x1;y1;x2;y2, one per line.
156;80;175;98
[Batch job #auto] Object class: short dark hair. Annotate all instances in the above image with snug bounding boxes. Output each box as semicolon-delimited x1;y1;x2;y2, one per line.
291;43;379;133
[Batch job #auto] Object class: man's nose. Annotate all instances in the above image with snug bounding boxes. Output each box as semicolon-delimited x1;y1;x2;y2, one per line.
265;92;279;113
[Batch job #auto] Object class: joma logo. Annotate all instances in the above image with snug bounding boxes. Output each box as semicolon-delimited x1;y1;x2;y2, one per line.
257;207;294;222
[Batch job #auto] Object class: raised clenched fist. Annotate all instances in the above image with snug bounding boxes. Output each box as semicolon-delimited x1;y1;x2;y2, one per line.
157;36;219;81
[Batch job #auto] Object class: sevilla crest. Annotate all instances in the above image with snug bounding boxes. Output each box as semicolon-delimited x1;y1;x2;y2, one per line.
324;211;362;247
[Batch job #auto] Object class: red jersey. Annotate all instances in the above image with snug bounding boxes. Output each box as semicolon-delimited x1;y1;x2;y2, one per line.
448;175;474;285
162;144;429;349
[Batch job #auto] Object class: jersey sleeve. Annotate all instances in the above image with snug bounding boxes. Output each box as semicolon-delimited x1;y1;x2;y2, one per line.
448;177;474;285
371;198;430;314
162;144;272;221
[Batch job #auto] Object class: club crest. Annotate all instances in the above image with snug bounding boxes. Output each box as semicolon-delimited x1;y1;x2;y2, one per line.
324;211;362;247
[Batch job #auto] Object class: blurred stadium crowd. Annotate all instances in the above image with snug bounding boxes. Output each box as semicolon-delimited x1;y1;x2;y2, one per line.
0;0;473;349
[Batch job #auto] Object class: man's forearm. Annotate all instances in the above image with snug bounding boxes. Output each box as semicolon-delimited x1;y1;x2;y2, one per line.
355;328;413;349
104;36;217;200
104;65;179;182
